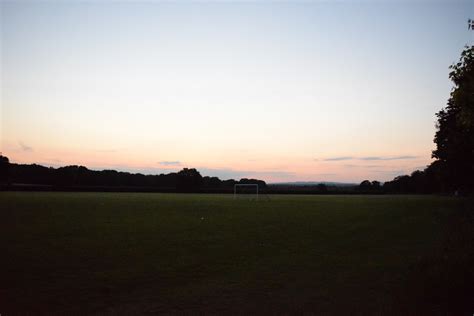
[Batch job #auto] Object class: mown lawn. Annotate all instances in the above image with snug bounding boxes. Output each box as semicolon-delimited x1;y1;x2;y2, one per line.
0;192;472;315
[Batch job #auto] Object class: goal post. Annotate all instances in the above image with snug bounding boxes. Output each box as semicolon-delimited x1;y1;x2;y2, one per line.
233;183;259;200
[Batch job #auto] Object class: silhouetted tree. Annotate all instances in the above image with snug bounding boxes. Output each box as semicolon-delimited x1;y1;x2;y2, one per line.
383;175;411;193
432;45;474;193
202;176;221;188
0;155;10;184
177;168;203;192
358;180;372;192
0;155;9;164
356;180;383;193
371;181;381;191
238;178;266;188
424;160;446;193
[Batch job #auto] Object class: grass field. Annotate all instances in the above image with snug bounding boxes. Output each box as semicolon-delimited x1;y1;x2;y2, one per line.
1;192;473;315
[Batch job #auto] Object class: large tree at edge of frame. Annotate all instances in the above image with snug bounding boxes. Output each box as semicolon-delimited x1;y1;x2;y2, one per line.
432;45;474;193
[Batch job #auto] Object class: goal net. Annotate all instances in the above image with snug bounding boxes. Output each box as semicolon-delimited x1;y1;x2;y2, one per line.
234;183;259;200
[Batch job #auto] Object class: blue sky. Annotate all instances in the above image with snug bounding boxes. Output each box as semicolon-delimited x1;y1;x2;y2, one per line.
1;0;473;182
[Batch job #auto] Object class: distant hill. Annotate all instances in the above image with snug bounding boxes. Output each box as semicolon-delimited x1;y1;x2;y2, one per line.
269;181;358;187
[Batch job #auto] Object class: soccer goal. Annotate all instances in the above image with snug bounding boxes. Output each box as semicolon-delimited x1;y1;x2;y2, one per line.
234;183;259;200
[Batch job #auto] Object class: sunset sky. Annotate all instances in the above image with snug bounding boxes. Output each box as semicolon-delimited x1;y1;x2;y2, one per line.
1;0;472;182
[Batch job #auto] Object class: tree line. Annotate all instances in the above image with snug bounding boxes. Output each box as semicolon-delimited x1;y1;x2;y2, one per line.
0;157;265;193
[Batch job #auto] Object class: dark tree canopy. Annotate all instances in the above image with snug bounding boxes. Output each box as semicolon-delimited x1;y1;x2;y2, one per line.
177;168;203;192
359;180;372;189
0;155;10;184
432;45;474;192
357;180;383;193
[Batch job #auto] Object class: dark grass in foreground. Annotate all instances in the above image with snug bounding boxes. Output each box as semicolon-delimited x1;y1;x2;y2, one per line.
0;193;473;315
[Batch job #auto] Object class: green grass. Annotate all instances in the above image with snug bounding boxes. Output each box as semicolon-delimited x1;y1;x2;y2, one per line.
0;192;472;314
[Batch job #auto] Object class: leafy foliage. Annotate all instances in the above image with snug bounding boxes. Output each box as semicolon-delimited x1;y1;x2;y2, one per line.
432;45;474;192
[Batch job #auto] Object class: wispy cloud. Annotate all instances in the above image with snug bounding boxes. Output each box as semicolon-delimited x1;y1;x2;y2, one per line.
19;141;33;152
344;164;381;168
323;156;354;161
359;155;418;161
323;155;418;162
158;161;181;166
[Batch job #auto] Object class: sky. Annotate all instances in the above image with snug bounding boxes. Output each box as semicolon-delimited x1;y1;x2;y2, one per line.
1;0;473;183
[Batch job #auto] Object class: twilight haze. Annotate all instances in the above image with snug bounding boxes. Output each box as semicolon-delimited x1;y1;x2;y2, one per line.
1;1;472;183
